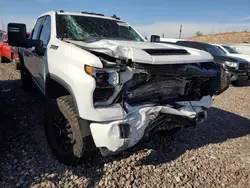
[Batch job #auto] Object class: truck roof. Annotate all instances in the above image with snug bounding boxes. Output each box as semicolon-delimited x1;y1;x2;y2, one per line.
38;11;124;22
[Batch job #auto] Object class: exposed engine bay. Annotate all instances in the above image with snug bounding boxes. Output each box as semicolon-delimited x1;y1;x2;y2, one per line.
69;40;230;155
87;50;229;155
90;52;228;108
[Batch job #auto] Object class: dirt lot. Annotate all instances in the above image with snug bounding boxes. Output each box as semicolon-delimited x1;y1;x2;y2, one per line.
0;63;250;188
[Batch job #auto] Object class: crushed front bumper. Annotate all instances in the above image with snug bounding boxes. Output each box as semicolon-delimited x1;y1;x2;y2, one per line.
90;95;212;156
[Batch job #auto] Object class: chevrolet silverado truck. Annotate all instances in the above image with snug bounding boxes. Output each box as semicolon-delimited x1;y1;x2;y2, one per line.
8;11;229;166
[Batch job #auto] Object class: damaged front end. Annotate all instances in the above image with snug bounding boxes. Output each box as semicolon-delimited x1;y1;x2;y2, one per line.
84;51;229;156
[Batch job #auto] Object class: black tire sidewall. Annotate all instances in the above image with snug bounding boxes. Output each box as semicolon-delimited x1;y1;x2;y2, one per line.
44;96;85;166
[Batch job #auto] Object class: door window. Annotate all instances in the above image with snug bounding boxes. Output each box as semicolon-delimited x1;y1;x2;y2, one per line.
39;16;51;46
31;17;44;40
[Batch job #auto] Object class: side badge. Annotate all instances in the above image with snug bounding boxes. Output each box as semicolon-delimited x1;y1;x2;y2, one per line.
50;45;59;50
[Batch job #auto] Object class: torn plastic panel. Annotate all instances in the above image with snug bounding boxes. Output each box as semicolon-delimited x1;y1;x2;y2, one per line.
90;95;211;156
91;62;227;108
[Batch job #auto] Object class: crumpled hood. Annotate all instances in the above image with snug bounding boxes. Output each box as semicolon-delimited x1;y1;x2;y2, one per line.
66;39;214;65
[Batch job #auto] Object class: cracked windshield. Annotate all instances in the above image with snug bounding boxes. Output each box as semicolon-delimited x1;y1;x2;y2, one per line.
56;15;144;42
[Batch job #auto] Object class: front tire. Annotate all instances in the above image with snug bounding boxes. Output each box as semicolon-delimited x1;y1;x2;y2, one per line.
44;95;95;166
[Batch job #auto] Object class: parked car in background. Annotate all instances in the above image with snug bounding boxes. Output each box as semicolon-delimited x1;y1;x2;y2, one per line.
0;31;19;63
229;43;250;55
213;44;250;62
152;37;250;84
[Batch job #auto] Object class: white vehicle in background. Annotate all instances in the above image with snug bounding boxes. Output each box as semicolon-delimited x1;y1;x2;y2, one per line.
229;43;250;55
160;38;184;43
213;44;250;62
7;11;229;166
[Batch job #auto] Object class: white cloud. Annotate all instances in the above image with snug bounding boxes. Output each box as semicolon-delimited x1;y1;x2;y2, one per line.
134;21;250;38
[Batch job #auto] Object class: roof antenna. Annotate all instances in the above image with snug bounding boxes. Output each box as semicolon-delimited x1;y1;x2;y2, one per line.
111;14;120;20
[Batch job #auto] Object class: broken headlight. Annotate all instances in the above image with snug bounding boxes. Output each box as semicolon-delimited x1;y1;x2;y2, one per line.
85;65;120;87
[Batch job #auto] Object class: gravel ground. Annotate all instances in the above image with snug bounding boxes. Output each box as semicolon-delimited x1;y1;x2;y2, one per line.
0;63;250;188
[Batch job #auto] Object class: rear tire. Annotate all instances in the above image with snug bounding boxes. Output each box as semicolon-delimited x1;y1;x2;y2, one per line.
44;95;95;166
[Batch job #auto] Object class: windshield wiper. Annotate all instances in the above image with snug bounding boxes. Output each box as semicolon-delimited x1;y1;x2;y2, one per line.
61;32;68;41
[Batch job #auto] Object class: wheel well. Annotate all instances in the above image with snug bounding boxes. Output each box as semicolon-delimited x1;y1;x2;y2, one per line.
46;77;70;99
45;75;81;122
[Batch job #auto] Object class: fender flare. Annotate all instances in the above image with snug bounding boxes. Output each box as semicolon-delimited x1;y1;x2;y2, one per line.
46;73;80;116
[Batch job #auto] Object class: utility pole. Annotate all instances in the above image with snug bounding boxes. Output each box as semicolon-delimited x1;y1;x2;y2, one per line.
179;24;182;39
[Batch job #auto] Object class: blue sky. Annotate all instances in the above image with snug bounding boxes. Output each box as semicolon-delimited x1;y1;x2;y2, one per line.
0;0;250;37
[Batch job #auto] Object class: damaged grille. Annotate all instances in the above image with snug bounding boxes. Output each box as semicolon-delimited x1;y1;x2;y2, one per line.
92;61;226;107
122;62;221;106
124;78;186;104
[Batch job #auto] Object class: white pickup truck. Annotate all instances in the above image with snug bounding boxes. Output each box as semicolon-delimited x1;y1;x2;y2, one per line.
8;11;229;165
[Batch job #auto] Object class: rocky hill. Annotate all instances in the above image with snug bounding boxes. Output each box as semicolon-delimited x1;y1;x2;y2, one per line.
186;32;250;44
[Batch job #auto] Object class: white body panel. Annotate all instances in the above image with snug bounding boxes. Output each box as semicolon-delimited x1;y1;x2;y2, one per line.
160;37;185;43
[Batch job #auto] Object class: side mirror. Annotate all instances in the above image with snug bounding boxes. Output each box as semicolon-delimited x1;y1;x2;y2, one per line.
35;45;46;56
8;23;42;48
8;23;27;47
150;35;160;42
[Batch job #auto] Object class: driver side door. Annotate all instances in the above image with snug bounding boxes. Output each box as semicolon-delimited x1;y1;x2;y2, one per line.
24;16;45;76
34;15;51;92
